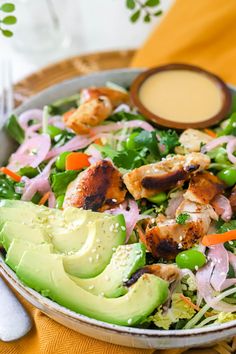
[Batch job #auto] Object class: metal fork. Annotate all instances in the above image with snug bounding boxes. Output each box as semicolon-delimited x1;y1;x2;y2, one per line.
0;59;13;128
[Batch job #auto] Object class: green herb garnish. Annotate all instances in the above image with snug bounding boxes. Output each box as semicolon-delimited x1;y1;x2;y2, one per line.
176;213;190;225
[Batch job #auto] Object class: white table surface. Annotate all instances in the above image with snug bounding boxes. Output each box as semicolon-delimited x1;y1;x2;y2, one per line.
0;0;173;83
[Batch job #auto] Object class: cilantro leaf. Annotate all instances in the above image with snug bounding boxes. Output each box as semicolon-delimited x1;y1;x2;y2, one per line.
51;170;78;197
108;111;145;122
217;220;236;233
97;145;143;170
133;130;160;159
176;213;190;225
157;129;180;156
5;114;25;144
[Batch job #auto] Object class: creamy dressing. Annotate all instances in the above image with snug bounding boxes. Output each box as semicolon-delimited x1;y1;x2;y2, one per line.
139;70;223;123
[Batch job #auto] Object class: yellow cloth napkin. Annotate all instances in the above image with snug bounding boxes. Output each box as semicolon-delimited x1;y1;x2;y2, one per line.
131;0;236;86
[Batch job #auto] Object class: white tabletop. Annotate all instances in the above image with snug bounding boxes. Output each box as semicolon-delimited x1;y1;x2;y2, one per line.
0;0;173;83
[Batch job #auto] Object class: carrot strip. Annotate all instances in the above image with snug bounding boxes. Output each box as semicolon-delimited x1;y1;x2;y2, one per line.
39;192;50;206
63;109;76;122
179;294;201;312
204;128;217;138
0;167;21;182
94;138;103;146
202;230;236;246
65;152;90;171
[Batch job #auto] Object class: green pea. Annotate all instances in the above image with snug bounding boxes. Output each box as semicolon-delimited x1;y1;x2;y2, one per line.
147;192;167;205
176;249;206;271
55;152;71;171
56;195;65;209
217;168;236;187
126;132;139;150
215;148;229;164
46;125;63;139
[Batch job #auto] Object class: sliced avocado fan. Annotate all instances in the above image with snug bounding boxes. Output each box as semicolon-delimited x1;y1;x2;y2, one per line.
16;249;168;326
70;243;146;297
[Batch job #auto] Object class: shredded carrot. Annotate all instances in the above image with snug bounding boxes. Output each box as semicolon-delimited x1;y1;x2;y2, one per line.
204;128;217;138
179;294;201;312
179;294;214;317
93;138;103;146
38;192;50;206
0;167;21;182
65;152;90;171
202;230;236;246
63;108;76;122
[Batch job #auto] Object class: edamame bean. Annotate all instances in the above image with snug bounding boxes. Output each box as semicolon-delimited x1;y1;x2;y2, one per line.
55;152;71;171
147;192;167;205
217;168;236;187
176;249;206;271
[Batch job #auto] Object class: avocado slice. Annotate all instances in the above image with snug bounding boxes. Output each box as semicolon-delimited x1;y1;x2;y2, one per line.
0;202;118;254
16;250;168;326
0;221;50;250
70;243;146;298
6;238;53;271
63;215;126;278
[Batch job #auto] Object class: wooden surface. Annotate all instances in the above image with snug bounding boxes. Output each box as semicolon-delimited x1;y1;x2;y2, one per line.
14;49;235;354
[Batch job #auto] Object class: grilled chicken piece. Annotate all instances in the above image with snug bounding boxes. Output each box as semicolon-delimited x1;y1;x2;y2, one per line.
123;153;210;200
175;129;213;153
80;87;130;107
144;200;217;260
63;160;126;211
184;172;225;204
64;97;113;134
229;185;236;212
64;87;130;135
125;264;180;287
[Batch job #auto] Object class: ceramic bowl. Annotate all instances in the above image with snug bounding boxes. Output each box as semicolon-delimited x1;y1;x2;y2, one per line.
0;68;236;350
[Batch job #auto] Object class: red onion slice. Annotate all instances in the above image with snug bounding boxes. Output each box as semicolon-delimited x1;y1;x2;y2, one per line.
201;135;235;153
46;136;92;159
8;134;51;171
226;138;236;164
21;157;56;201
86;145;103;164
208;244;229;291
90;120;155;134
19;109;43;130
107;199;140;241
211;194;233;221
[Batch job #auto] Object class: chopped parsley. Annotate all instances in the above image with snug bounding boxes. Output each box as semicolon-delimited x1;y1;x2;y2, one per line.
176;213;190;225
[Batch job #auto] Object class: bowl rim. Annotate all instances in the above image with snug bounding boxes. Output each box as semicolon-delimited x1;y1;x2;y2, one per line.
1;67;236;338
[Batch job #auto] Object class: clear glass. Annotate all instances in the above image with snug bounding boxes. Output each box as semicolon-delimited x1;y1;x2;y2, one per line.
11;0;71;55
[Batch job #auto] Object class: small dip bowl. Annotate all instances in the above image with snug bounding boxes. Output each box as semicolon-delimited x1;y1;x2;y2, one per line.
130;63;232;129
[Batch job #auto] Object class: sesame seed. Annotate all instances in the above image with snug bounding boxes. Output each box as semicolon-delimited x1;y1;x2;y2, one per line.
88;257;93;263
110;224;115;232
88;285;95;290
115;223;119;228
91;248;96;253
105;275;110;281
112;247;117;251
127;318;132;325
112;198;117;202
100;292;105;297
96;238;101;243
195;266;199;271
121;226;126;231
229;241;234;245
178;243;183;249
96;254;100;260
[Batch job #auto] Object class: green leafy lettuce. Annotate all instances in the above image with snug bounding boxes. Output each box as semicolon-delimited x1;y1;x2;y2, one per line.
51;170;78;197
148;293;196;330
157;129;180;156
5;115;25;144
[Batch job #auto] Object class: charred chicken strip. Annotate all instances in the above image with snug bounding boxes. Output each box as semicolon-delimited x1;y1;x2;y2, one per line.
143;200;217;260
184;172;225;204
123;153;210;200
63;160;126;211
125;264;180;287
64;87;130;134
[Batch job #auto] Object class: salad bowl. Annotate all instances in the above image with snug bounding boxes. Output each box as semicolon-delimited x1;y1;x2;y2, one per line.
0;68;236;350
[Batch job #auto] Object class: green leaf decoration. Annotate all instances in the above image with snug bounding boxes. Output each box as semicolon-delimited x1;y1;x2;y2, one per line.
1;29;13;37
145;0;160;7
126;0;136;10
2;15;17;25
144;13;151;22
154;10;163;16
1;3;15;12
130;9;141;23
